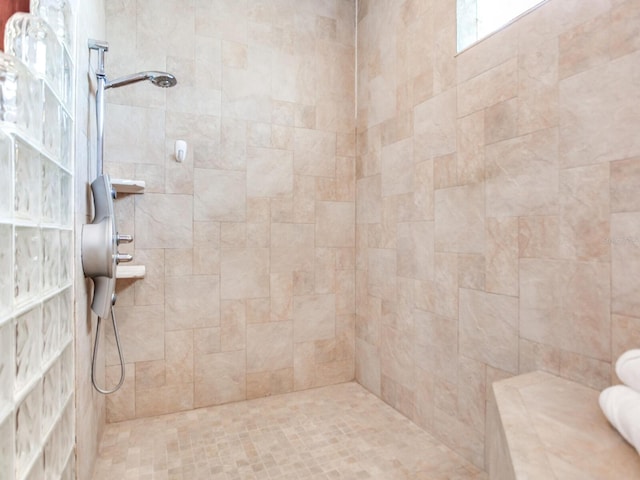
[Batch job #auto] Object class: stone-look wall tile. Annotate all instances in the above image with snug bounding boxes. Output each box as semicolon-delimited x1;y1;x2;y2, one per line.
107;305;165;365
133;249;165;306
293;294;336;343
165;248;193;277
165;329;194;385
518;338;561;376
104;105;165;165
246;369;293;399
486;128;559;217
434;253;458;319
194;350;246;408
397;222;434;281
220;300;246;352
559;350;610;390
559;50;640;168
559;164;610;261
415;310;458;381
435;184;484;254
434;154;457;190
457;254;485;291
246;321;293;373
456;111;484;185
105;366;135;423
293;128;336;176
457;357;486;435
458;58;518;117
517;34;560;136
610;0;640;59
316;202;355;247
459;289;519;374
194;169;246;222
414;89;457;158
485;99;517;145
611;212;640;317
220;248;270;299
381;138;414;196
518;216;561;259
165;275;220;330
246;147;293;197
610;157;640;213
135;194;193;248
380;325;415;389
520;259;611;360
559;13;610;80
486;218;518;296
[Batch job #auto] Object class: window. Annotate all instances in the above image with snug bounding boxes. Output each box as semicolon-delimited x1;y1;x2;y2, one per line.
457;0;547;52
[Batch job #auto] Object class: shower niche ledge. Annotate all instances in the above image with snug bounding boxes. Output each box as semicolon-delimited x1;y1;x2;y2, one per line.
111;178;145;194
116;265;145;279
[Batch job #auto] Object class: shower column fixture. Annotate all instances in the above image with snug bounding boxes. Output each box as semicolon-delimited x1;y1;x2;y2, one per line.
84;40;177;394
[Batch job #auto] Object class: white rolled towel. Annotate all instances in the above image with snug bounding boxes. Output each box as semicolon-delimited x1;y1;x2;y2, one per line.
616;349;640;391
600;385;640;454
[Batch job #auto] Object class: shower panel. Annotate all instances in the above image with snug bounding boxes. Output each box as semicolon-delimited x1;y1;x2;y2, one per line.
82;39;177;394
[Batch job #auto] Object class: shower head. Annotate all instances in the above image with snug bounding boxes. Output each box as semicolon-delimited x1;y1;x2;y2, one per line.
105;71;177;89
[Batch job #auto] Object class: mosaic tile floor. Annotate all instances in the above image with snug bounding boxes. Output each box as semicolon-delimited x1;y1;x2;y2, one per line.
92;382;487;480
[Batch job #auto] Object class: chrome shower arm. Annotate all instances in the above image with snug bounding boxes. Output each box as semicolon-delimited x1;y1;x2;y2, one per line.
89;39;108;178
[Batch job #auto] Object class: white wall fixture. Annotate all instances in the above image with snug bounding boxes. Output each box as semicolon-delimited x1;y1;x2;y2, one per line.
175;139;187;162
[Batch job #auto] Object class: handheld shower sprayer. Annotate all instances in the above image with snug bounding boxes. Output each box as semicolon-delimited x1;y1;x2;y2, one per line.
84;40;178;395
106;71;178;89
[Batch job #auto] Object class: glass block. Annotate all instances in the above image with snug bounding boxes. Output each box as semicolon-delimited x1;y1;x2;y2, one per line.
42;295;59;366
42;228;60;293
0;320;14;417
4;13;63;98
59;109;71;169
14;139;41;221
41;359;60;439
59;344;72;404
59;172;71;227
0;225;11;317
58;229;71;286
59;396;73;470
15;305;42;392
0;412;15;480
30;0;74;54
24;451;44;480
58;288;71;345
43;419;61;480
0;132;12;219
0;51;44;142
41;159;60;224
15;382;42;479
15;227;42;305
61;449;75;480
43;85;62;160
61;49;72;110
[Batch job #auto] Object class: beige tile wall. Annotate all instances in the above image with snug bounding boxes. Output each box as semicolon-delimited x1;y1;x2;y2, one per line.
103;0;356;422
356;0;640;469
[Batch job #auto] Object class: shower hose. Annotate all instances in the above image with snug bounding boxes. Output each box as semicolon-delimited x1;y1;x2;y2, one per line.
91;307;125;394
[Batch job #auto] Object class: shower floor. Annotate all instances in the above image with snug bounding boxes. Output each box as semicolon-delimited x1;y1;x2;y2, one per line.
92;382;487;480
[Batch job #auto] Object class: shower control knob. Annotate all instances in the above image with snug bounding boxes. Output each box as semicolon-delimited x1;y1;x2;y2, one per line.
115;253;133;264
116;233;133;245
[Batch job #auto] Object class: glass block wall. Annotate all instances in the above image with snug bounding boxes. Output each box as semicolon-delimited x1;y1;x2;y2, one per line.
0;2;76;479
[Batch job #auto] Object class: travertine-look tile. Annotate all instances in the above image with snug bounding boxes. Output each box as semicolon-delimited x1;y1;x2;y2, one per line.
246;321;293;373
165;275;220;330
459;288;519;374
193;168;246;222
520;258;611;360
435;184;484;254
293;294;336;343
220;247;269;299
134;194;193;248
94;383;485;480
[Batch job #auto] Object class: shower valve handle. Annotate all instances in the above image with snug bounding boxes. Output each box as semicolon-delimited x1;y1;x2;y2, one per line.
116;233;133;245
116;253;133;264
